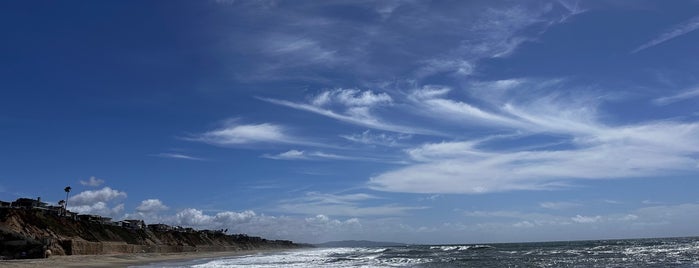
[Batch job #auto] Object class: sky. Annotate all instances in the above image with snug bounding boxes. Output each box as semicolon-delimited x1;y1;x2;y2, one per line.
1;0;699;244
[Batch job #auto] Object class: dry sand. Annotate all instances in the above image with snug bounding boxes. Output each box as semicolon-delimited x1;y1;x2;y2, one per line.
0;249;285;267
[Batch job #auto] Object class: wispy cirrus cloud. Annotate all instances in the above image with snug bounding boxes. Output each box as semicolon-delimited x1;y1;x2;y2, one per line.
259;91;437;135
262;150;354;161
408;85;525;129
153;153;205;161
368;79;699;194
631;15;699;53
224;1;577;83
275;191;427;217
540;201;581;210
340;130;411;147
370;121;699;194
263;149;400;163
653;86;699;105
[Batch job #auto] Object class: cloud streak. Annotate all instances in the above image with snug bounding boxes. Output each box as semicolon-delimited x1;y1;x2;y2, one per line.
632;15;699;53
653;87;699;105
154;153;205;161
275;192;427;217
259;97;437;135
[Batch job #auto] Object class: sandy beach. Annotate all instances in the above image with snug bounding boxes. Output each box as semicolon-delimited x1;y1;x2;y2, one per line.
0;249;284;268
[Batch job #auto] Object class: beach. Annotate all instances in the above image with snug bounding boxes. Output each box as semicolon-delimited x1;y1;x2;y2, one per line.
0;249;279;268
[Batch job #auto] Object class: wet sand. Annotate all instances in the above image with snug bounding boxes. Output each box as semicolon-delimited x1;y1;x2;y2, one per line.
0;249;283;267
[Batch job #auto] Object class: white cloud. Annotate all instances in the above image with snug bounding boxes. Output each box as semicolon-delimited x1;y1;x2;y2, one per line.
369;79;699;194
69;202;124;218
136;199;169;214
79;176;105;187
69;187;127;206
275;192;426;217
632;15;699;53
263;150;307;160
66;187;127;218
571;215;602;223
311;88;393;107
340;130;411;147
405;140;485;162
540;202;581;210
370;134;698;194
189;120;309;146
653;87;699;105
408;85;525;128
263;35;342;65
262;149;382;162
154;153;204;161
416;59;474;77
172;208;257;227
260;97;435;135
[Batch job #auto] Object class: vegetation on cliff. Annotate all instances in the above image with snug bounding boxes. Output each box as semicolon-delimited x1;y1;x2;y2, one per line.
0;207;302;260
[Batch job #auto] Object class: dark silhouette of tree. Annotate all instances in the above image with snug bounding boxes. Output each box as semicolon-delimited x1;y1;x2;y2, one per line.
64;186;71;215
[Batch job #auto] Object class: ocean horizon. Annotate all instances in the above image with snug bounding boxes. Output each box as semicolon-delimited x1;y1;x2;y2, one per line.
134;236;699;267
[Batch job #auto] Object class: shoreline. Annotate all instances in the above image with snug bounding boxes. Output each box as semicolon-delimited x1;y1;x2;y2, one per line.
0;249;295;268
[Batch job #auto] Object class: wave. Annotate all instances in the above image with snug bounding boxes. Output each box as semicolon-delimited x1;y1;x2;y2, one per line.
429;245;495;251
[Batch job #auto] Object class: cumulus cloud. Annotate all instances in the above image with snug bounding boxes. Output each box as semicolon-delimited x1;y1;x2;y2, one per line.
174;208;257;227
161;208;369;243
66;187;127;218
69;202;124;218
69;187;127;206
79;176;105;187
136;199;169;214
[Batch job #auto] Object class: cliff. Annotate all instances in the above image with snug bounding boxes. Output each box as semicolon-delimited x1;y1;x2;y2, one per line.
0;207;302;259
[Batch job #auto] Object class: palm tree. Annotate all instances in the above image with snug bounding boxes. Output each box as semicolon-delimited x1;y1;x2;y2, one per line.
64;186;71;215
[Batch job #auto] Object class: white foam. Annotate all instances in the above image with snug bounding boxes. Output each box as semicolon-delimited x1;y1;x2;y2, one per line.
189;247;429;268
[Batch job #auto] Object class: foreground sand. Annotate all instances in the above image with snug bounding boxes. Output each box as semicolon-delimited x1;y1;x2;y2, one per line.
0;249;287;267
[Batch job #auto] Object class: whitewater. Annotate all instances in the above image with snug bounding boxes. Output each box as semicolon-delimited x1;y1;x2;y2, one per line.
135;236;699;267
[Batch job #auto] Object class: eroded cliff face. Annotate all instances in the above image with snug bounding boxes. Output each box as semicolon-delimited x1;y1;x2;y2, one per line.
0;208;301;259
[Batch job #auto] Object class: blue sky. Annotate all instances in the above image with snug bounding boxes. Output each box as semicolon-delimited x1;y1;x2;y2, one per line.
2;0;699;244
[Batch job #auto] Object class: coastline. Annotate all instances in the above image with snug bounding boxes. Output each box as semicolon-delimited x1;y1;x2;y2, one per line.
0;249;292;268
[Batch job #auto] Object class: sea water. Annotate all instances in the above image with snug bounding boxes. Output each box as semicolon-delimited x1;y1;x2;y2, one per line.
135;236;699;267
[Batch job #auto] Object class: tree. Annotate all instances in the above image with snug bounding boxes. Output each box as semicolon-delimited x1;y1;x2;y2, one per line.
64;186;71;215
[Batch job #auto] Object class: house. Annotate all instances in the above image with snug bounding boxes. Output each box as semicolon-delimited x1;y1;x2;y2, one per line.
121;219;146;230
13;197;48;209
147;223;173;232
78;214;113;224
64;211;78;220
45;205;64;216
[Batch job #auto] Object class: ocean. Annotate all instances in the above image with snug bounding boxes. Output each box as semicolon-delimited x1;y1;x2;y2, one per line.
136;237;699;267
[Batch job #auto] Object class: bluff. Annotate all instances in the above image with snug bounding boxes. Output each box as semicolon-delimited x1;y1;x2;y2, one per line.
0;207;302;259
